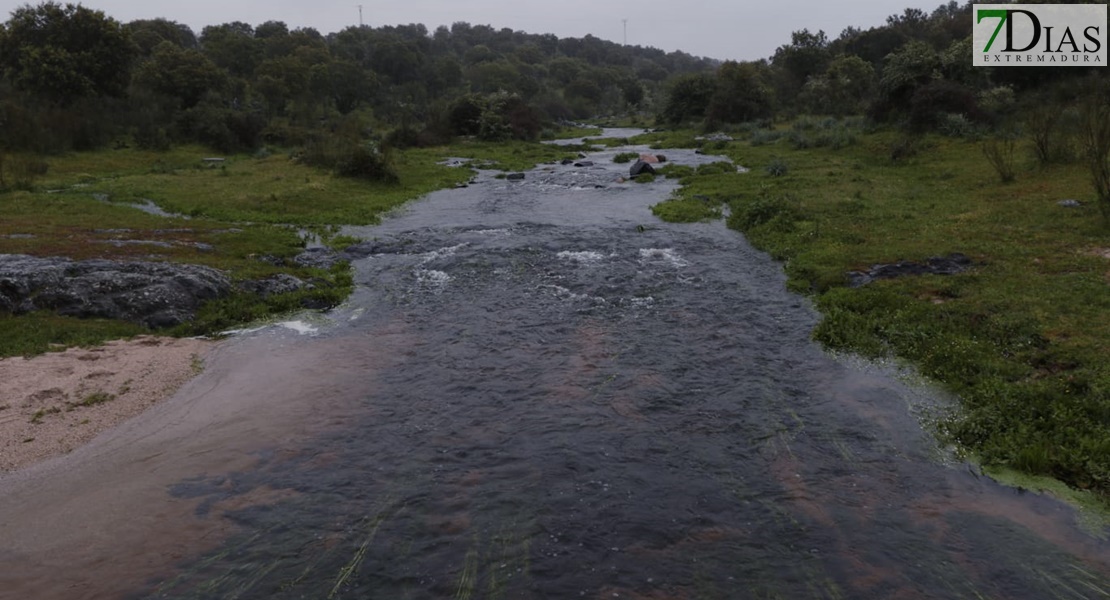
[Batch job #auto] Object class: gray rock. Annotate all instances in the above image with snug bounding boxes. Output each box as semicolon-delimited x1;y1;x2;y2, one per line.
848;253;973;287
1058;199;1082;208
507;172;526;180
238;273;313;298
574;161;594;167
0;254;231;328
293;247;344;270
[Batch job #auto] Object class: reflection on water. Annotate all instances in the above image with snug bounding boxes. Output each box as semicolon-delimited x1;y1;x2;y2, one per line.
0;143;1106;600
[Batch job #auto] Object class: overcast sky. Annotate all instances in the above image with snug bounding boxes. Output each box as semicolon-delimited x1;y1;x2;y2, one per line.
1;0;940;61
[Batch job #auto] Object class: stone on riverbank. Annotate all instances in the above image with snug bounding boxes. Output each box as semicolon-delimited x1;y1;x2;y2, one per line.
0;254;231;328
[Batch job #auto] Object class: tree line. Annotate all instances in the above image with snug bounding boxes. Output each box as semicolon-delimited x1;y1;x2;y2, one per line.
0;1;714;160
2;1;1109;170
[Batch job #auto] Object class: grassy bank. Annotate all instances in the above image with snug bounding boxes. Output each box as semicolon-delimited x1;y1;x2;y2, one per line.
0;138;586;357
646;123;1110;502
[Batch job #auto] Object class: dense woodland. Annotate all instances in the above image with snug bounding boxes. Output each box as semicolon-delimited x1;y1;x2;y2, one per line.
0;2;1108;166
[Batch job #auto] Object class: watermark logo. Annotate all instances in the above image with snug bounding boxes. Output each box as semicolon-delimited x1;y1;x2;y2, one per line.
974;4;1107;66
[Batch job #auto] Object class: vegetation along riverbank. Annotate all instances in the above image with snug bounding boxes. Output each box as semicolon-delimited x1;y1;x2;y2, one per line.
0;1;1106;506
647;121;1109;509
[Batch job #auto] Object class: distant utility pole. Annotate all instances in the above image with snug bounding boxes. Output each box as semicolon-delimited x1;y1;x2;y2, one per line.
622;19;628;46
358;4;364;27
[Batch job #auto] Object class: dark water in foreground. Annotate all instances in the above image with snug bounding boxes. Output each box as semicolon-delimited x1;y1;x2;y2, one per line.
1;136;1108;599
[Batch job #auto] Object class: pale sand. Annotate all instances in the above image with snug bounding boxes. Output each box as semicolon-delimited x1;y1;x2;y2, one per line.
0;336;216;472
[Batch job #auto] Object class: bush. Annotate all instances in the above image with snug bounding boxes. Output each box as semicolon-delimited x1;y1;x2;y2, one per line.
697;161;736;176
729;195;800;229
889;135;922;162
909;80;985;132
336;144;399;184
787;131;813;150
764;158;789;176
981;136;1017;183
613;152;639;164
657;164;695;179
937;113;981;139
0;152;49;191
750;130;783;147
814;128;856;150
134;124;171;151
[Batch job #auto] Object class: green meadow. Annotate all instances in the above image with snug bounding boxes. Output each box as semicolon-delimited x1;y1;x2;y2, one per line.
647;121;1109;503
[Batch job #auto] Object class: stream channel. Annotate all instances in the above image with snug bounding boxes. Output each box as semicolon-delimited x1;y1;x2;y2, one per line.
0;130;1107;599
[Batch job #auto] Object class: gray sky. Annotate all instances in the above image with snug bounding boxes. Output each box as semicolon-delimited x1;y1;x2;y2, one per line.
1;0;940;61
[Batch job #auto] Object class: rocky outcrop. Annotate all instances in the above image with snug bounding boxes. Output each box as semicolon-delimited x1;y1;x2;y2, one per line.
0;254;231;328
847;253;973;287
237;273;313;299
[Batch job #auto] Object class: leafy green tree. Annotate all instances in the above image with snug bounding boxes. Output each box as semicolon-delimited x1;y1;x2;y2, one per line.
801;54;875;116
660;72;716;125
871;40;940;120
771;29;830;106
0;2;136;103
311;60;377;114
134;41;226;108
199;22;261;78
127;18;197;55
707;61;773;125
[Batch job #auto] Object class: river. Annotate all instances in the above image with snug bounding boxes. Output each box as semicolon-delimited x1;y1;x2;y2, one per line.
0;132;1107;599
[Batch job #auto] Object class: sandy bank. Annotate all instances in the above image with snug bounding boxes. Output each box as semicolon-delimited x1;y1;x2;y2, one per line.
0;336;216;473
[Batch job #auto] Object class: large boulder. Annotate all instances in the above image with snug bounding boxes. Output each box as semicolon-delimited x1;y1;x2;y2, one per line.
0;254;232;328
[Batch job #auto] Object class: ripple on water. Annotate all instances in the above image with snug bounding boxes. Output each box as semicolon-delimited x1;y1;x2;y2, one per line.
415;269;451;291
556;250;610;265
638;247;690;268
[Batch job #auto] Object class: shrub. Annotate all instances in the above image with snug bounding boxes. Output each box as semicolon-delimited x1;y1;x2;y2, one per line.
613;152;639;164
657;164;695;179
764;158;789;177
697;161;736;176
909;80;985;132
981;136;1017;183
938;113;981;139
1080;91;1110;222
0;152;49;191
889;136;922;162
729;195;800;229
750;130;782;147
787;131;813;150
336;144;399;184
814;128;856;150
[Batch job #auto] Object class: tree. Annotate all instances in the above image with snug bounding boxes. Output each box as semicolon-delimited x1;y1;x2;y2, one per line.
871;40;941;121
660;72;716;125
199;22;260;78
127;18;197;55
801;54;874;116
707;61;773;125
771;29;830;106
134;41;226;108
0;2;136;103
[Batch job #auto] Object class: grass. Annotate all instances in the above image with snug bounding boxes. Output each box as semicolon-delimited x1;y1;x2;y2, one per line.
74;391;116;407
651;123;1110;502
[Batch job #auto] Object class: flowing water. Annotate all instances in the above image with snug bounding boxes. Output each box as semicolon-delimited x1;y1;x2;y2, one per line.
1;134;1108;600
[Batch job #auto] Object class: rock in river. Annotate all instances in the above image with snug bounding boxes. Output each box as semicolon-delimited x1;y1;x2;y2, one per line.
0;254;232;328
